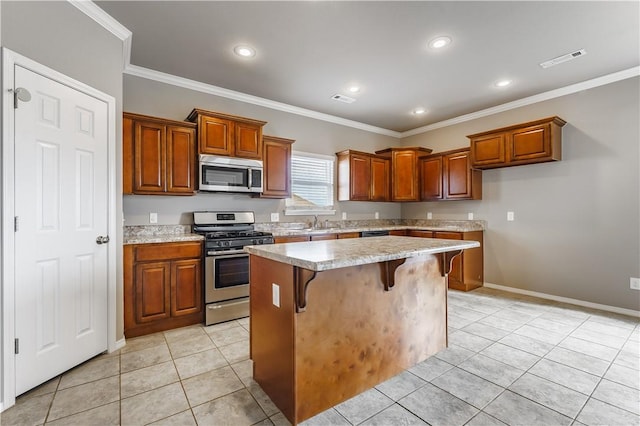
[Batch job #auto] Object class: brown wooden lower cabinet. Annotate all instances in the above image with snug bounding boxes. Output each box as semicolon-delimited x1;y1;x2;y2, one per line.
124;241;203;338
309;233;337;241
337;232;360;239
274;235;310;244
388;229;408;236
275;232;358;243
408;229;483;291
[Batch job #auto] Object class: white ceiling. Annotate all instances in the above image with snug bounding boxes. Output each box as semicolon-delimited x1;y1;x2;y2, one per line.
95;1;639;133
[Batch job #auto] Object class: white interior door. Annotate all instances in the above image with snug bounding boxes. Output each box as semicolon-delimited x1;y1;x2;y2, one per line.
14;64;109;395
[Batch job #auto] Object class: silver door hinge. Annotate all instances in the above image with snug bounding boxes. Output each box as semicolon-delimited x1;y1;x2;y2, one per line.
15;338;19;354
14;216;19;232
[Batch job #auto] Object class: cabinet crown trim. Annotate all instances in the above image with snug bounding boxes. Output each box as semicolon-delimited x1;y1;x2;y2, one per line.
185;108;267;126
375;146;433;156
421;147;471;159
124;111;196;128
264;135;295;144
466;116;566;138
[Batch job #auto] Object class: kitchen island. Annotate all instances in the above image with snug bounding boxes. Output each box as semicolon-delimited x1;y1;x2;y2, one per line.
245;236;480;424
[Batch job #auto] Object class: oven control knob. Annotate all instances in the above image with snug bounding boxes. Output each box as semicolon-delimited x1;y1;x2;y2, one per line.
258;239;264;244
224;241;230;247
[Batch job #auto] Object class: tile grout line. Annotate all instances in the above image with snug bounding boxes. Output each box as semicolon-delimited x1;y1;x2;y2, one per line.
572;328;640;421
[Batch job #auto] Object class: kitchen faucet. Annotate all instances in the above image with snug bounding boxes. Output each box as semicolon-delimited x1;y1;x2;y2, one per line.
312;215;319;229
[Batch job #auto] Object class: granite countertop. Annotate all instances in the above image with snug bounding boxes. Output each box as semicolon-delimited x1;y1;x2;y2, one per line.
123;220;486;245
123;225;204;245
244;236;480;271
260;219;486;237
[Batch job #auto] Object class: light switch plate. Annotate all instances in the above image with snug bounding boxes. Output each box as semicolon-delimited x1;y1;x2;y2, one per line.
374;212;379;219
427;212;433;219
270;212;280;222
631;277;640;290
468;212;474;220
272;283;280;307
149;213;158;224
507;211;515;221
342;212;347;220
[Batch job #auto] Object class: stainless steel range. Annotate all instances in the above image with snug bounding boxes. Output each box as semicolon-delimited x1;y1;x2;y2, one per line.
193;211;274;325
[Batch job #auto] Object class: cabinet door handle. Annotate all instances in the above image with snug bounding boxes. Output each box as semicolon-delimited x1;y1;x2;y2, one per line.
96;235;110;245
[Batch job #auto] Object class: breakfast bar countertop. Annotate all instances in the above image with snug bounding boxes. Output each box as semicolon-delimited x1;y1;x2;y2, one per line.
244;235;479;271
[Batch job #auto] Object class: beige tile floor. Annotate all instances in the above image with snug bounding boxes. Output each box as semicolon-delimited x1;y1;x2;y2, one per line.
1;287;638;426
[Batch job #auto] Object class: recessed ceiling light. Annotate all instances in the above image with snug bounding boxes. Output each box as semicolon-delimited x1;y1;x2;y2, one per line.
413;108;426;115
348;86;360;93
428;36;451;50
495;79;512;88
233;45;256;58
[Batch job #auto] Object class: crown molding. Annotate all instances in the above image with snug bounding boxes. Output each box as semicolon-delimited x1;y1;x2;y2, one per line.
67;0;132;68
70;1;639;139
401;66;640;137
124;64;402;137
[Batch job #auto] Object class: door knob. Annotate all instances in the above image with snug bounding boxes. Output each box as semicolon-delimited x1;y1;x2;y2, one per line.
96;235;110;245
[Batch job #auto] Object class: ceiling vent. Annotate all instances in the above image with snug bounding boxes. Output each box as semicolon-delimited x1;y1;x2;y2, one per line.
540;49;587;69
331;94;356;104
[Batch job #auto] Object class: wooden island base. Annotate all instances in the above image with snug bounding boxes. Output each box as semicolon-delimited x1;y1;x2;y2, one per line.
250;253;448;425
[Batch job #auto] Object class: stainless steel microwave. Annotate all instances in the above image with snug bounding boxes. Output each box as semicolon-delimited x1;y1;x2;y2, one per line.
199;154;263;193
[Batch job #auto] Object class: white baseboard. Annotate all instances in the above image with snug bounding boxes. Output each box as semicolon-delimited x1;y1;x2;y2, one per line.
483;282;640;318
113;337;126;352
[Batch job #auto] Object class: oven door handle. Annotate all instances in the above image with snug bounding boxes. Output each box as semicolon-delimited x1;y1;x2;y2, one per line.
208;252;248;259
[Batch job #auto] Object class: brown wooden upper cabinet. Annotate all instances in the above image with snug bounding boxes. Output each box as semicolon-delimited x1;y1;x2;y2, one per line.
123;112;197;195
469;116;566;169
259;135;295;199
336;150;390;201
370;156;391;201
421;148;482;201
186;108;267;159
375;147;432;201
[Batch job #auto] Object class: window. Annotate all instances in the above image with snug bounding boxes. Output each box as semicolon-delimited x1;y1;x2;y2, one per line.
285;151;335;215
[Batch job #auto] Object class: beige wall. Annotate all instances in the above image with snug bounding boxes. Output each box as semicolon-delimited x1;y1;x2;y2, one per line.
402;77;640;311
122;75;403;225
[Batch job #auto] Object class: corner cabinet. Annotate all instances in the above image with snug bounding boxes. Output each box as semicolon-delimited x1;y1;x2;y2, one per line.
123;112;197;195
421;148;482;201
336;150;390;201
375;147;432;201
469;116;566;169
407;230;483;291
186;108;267;159
259;135;295;199
124;241;203;338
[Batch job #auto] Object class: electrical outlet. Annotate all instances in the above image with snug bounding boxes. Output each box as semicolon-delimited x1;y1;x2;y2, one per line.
631;277;640;290
468;212;474;220
272;283;280;307
342;212;347;220
270;212;280;222
427;212;433;219
374;212;379;219
149;213;158;224
507;211;515;221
